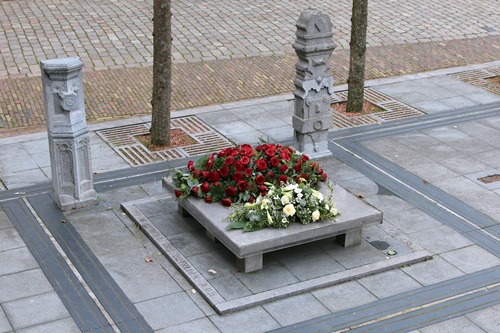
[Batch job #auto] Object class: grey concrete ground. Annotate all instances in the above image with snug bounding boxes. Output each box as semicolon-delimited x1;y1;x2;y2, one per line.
1;0;498;78
1;63;499;332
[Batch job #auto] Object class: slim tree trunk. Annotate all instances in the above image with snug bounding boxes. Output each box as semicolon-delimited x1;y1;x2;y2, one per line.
150;0;172;146
346;0;368;113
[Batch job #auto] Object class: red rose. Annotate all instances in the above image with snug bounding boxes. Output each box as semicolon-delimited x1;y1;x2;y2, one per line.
206;157;214;169
240;144;253;156
219;166;230;178
190;186;199;196
208;171;220;182
270;157;280;167
278;175;288;184
302;154;310;162
321;173;327;182
204;196;213;203
174;190;183;197
255;159;268;172
224;156;235;165
213;181;221;187
240;156;251;166
266;171;275;179
229;148;239;157
255;174;266;185
318;168;324;175
244;168;253;178
248;196;255;203
294;163;302;173
265;148;276;157
279;164;288;173
232;171;243;181
280;151;291;161
259;185;267;196
200;182;210;193
234;160;244;171
200;171;208;180
225;186;237;197
221;198;232;207
218;148;229;157
236;180;247;192
188;160;195;171
193;170;201;178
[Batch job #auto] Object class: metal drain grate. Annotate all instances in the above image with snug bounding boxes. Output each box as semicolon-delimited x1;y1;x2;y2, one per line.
331;88;425;129
449;67;500;96
96;116;234;166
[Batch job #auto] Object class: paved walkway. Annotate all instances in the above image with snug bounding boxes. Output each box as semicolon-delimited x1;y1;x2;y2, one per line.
0;0;499;133
1;64;499;332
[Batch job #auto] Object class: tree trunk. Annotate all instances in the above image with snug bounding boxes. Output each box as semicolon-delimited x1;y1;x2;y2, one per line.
346;0;368;113
150;0;172;146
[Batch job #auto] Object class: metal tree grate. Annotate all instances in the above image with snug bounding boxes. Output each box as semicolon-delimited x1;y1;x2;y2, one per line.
449;67;500;96
331;88;425;129
95;116;233;166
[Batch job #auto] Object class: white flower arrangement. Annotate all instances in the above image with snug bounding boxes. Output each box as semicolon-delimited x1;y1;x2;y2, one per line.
227;180;338;231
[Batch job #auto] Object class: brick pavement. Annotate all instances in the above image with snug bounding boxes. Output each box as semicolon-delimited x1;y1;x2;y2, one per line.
0;0;499;135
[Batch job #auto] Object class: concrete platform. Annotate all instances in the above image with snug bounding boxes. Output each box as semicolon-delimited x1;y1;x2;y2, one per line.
163;178;383;272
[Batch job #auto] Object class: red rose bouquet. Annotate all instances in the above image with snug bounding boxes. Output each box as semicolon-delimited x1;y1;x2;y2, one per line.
172;143;328;206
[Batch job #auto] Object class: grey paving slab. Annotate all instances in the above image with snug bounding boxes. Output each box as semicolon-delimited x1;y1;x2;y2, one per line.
234;263;300;294
440;245;500;274
0;307;12;333
404;160;460;182
465;303;500;333
148;214;198;238
15;317;80;333
0;269;53;303
281;252;344;281
259;125;294;143
156;318;221;333
312;280;378;313
209;121;256;136
0;169;49;189
413;100;454;113
363;194;414;214
243;113;289;130
402;256;465;286
197;111;240;125
414;315;485;333
209;275;253;301
439;155;493;175
327;240;387;270
357;269;422;299
383;208;443;235
0;228;25;252
409;225;474;255
135;292;205;331
0;211;13;230
99;248;182;303
0;154;38;173
263;293;330;326
225;130;267;145
2;291;70;331
209;306;280;333
0;247;38;276
333;176;380;198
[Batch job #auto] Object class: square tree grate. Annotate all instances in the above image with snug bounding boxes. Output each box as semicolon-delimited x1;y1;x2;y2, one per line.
96;116;234;166
449;66;500;96
331;88;425;129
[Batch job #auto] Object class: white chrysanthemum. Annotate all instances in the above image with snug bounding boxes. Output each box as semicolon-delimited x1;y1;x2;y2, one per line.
261;198;271;210
294;187;302;194
331;208;338;216
283;204;296;217
312;210;320;221
283;183;297;191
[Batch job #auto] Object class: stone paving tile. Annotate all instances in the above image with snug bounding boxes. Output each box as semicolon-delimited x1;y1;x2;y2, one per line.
357;269;422;299
465;304;500;333
409;225;474;255
439;245;500;274
156;318;221;333
0;307;12;333
209;306;280;333
311;280;378;313
419;316;486;333
2;291;70;331
15;317;81;333
0;269;53;304
0;247;38;276
0;228;25;252
263;293;331;326
135;292;206;331
401;256;465;286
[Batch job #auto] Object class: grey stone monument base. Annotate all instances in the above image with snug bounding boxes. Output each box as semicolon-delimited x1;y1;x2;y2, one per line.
163;178;382;273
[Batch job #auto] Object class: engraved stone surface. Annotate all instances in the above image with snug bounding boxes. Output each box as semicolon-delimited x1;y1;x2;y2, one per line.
293;9;336;159
41;57;97;210
163;178;383;273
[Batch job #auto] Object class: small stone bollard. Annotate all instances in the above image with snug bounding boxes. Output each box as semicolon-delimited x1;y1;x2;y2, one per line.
40;57;97;210
292;9;336;159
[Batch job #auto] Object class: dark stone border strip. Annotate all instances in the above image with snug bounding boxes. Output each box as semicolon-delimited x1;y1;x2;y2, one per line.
270;266;500;333
121;197;431;315
1;198;114;332
27;193;153;333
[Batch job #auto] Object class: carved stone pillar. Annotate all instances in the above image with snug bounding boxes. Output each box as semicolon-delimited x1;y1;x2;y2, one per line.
41;57;97;210
292;9;336;159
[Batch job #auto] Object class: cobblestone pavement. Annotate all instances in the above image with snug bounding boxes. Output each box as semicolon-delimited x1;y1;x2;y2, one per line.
0;0;499;133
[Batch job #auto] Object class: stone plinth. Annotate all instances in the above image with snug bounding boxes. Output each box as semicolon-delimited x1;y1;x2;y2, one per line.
41;57;97;210
163;179;382;273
